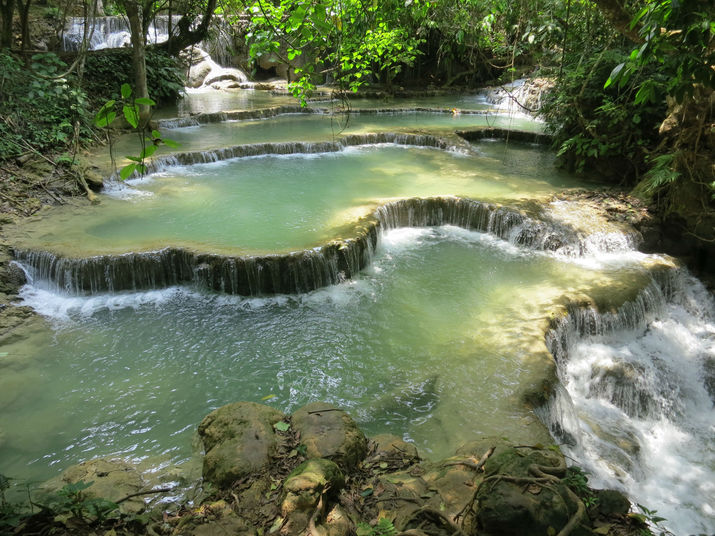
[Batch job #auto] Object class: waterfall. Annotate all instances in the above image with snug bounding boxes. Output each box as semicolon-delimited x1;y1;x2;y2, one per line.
62;15;180;51
156;106;494;130
482;78;554;116
540;269;715;535
14;197;641;297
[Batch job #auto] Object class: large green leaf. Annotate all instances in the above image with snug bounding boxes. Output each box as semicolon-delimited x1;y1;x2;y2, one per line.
123;104;139;128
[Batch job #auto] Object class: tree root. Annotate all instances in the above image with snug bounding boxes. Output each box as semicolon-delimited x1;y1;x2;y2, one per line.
442;447;495;473
456;452;584;536
399;506;468;536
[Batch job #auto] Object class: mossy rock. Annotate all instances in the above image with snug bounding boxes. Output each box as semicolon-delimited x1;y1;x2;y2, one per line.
40;458;146;514
291;402;368;471
281;459;344;535
198;401;287;488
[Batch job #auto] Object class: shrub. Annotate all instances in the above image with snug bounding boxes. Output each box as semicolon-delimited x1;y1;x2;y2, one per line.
0;52;93;159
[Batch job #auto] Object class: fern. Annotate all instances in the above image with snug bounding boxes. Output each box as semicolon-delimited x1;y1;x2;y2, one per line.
641;153;680;193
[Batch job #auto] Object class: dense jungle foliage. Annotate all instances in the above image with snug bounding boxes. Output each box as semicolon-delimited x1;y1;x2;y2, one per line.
0;0;713;255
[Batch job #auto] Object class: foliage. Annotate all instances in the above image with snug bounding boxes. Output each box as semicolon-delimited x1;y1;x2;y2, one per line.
0;52;93;160
562;466;598;508
42;480;119;523
629;503;674;536
541;47;665;180
238;0;429;102
604;0;714;105
0;474;26;531
357;517;397;536
95;83;179;180
82;48;184;106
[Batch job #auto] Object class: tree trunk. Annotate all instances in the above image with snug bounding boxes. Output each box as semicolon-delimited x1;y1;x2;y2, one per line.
0;0;13;49
123;0;150;125
15;0;30;51
155;0;216;56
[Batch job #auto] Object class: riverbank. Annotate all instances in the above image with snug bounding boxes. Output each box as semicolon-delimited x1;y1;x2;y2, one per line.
8;401;656;536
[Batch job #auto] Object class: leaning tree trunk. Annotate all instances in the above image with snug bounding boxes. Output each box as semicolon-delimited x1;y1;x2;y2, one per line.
123;0;150;125
0;0;13;49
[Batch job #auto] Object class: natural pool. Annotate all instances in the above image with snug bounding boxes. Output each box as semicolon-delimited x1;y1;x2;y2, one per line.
13;142;579;257
2;226;654;480
2;91;713;534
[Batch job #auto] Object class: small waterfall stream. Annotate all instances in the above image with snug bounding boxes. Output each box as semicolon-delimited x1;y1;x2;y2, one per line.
542;271;715;535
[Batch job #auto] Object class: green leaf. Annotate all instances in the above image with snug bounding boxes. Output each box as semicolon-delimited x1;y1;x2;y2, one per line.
273;421;290;432
120;83;132;99
123;104;139;128
134;97;156;106
151;129;161;139
163;138;180;148
120;164;137;180
604;63;624;89
124;156;142;163
140;145;157;159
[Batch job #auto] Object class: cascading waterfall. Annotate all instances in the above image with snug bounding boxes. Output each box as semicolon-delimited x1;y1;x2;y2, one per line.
155;107;496;129
62;15;180;51
540;269;715;535
112;133;466;181
14;196;606;296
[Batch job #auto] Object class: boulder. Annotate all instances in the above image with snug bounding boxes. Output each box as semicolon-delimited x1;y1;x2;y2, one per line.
198;401;287;488
187;61;213;88
594;489;631;516
472;447;583;536
291;402;368;471
370;434;419;465
41;458;146;514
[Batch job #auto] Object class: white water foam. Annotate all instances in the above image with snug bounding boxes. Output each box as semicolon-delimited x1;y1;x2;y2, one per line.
558;273;715;535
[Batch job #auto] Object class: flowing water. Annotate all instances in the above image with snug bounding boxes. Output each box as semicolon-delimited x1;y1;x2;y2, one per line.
2;88;713;535
542;272;715;535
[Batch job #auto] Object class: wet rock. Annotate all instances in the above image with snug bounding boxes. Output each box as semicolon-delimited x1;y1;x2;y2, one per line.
291;402;368;471
41;458;146;514
281;459;344;535
204;68;249;87
369;434;419;466
594;489;631;516
471;447;582;536
703;356;715;403
589;361;654;418
198;401;287;488
83;168;105;191
187;60;213;88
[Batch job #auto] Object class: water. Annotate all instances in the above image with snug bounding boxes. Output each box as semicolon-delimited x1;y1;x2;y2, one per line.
3;89;713;535
3;226;657;484
12;144;580;258
62;15;179;51
544;273;715;535
115;108;543;166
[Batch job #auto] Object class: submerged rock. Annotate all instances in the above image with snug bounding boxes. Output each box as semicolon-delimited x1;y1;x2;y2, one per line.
198;401;287;488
